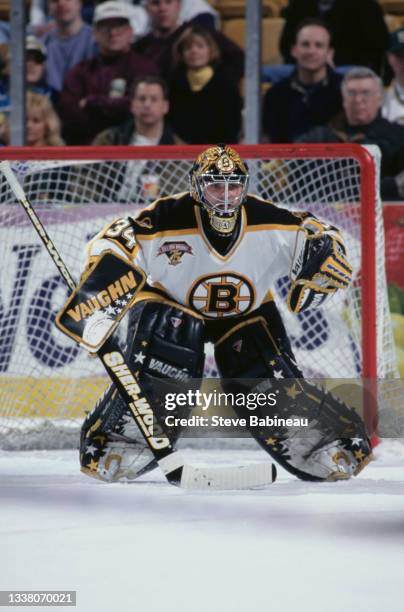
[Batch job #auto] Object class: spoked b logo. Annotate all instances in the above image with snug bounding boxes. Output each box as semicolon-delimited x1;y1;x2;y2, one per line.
188;273;254;318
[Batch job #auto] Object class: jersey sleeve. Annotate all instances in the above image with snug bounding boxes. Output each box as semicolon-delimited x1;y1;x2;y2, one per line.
85;215;148;277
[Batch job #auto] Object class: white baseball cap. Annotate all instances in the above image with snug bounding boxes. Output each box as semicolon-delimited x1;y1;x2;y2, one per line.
94;1;131;24
26;35;47;59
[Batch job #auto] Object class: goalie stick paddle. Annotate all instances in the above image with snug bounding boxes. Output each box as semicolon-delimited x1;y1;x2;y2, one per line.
0;160;277;490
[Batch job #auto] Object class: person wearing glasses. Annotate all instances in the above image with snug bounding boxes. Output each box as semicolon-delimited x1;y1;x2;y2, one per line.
59;1;158;144
297;66;404;201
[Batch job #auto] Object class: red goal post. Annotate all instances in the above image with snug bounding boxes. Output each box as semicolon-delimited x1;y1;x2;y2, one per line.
0;144;399;449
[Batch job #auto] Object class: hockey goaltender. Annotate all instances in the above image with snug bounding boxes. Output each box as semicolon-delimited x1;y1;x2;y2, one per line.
62;144;372;483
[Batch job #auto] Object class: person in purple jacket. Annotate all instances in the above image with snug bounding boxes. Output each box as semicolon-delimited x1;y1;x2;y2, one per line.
58;1;158;145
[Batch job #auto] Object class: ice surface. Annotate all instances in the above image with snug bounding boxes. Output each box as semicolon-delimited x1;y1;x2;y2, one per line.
1;441;404;612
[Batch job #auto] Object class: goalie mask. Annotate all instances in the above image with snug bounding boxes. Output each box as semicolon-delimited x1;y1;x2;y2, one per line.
189;145;249;235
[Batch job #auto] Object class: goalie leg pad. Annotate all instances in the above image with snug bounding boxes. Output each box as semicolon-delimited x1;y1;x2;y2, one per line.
267;384;373;481
80;380;158;482
127;299;206;382
213;302;371;481
126;299;206;440
80;299;206;482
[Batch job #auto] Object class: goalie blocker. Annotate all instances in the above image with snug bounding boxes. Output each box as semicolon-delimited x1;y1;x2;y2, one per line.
56;251;146;352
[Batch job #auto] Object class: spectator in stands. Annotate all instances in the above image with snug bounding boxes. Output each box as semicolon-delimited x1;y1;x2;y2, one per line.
133;0;243;81
59;1;158;145
93;75;183;204
262;19;342;143
0;36;54;116
41;0;97;93
383;28;404;125
168;25;242;144
297;67;404;201
93;75;179;145
26;91;65;146
1;91;64;146
25;36;54;97
280;0;389;75
178;0;219;29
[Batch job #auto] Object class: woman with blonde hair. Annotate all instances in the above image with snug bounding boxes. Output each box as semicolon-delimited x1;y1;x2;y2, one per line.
168;25;242;144
25;91;64;146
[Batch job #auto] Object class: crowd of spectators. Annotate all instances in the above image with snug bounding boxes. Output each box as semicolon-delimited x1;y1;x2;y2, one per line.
1;0;404;199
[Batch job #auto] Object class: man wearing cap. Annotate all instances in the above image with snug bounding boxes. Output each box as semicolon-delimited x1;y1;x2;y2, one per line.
42;0;97;93
26;36;54;97
0;36;54;115
383;28;404;125
59;0;158;145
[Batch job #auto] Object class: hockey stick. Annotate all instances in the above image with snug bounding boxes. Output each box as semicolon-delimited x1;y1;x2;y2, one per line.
0;160;276;490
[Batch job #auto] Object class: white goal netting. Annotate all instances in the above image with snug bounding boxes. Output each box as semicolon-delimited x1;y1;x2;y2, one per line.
0;145;400;449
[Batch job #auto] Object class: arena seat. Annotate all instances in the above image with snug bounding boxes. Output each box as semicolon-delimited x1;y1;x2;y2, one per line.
384;13;403;30
222;17;285;65
215;0;280;19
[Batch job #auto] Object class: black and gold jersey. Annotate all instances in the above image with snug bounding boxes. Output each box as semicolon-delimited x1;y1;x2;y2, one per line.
86;192;334;319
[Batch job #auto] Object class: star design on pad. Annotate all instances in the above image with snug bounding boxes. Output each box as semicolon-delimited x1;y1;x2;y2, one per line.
351;438;363;446
87;459;98;471
273;370;284;379
134;351;146;364
85;444;98;456
105;305;117;315
286;384;302;400
354;449;366;461
265;437;277;446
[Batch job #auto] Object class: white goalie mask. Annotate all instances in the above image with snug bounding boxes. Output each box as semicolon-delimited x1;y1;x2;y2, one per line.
190;145;249;235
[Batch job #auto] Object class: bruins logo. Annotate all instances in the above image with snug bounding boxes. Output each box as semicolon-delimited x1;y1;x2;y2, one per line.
188;273;255;318
194;145;247;175
216;153;235;173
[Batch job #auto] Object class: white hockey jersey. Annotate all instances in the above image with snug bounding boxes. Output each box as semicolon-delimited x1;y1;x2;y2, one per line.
87;192;336;319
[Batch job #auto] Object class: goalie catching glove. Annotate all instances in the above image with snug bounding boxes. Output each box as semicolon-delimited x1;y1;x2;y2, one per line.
287;217;353;313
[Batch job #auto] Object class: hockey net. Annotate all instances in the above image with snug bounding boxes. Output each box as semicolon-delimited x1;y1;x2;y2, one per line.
0;144;400;449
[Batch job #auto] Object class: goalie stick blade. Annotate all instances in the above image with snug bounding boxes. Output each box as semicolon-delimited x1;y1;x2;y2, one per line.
179;462;277;490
